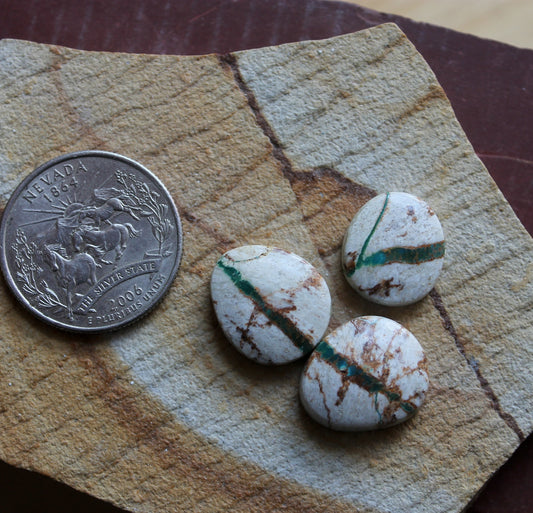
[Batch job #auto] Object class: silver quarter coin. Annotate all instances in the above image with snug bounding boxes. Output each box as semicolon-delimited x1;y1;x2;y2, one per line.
0;151;183;333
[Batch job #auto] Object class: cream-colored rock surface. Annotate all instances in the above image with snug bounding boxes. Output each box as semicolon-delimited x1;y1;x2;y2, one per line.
0;23;531;513
211;245;332;365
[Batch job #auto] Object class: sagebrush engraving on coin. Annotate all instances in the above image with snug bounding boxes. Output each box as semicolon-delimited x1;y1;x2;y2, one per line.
1;151;182;332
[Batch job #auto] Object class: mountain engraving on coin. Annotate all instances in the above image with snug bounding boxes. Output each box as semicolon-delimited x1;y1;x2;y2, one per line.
1;151;183;332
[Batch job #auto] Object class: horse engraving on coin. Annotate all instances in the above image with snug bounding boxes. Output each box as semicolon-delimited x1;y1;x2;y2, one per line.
1;151;183;332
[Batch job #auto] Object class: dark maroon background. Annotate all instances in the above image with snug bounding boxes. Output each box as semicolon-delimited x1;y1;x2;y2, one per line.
0;1;531;512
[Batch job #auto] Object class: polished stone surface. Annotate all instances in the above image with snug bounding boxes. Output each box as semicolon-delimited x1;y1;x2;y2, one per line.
211;245;331;364
300;315;429;431
342;192;445;306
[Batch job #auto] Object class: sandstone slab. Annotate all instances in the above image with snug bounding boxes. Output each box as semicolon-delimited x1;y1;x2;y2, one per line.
0;24;531;513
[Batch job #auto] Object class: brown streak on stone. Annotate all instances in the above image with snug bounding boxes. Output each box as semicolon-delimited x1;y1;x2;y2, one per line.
49;46;66;71
319;378;332;427
48;49;109;151
298;269;324;292
75;344;356;513
181;206;237;254
307;363;332;427
335;378;350;407
218;53;290;179
396;84;447;125
429;289;525;442
363;33;406;68
236;307;265;361
381;402;398;424
343;249;358;275
359;278;403;297
218;53;377;256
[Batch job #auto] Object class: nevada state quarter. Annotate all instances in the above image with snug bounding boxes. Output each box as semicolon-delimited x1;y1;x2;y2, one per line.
0;151;183;332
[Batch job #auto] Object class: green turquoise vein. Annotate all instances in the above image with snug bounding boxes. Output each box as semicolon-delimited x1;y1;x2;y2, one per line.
355;192;391;271
315;340;415;414
217;259;315;354
347;193;445;277
355;242;445;271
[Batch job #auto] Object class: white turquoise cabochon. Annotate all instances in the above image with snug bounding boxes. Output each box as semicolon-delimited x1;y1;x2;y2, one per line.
300;316;429;431
342;192;445;306
211;245;332;365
